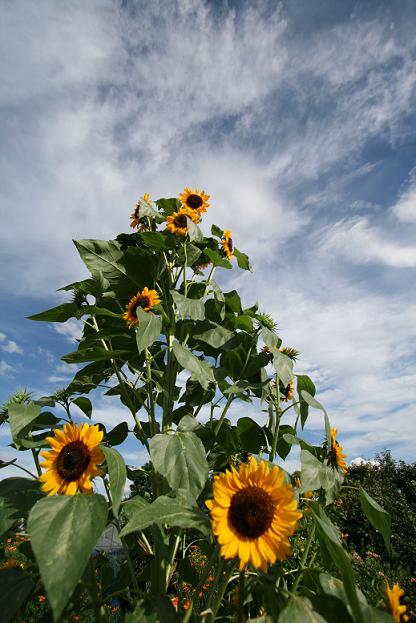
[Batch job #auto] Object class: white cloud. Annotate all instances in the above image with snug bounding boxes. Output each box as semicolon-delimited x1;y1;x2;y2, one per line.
53;319;83;343
319;217;416;267
1;340;23;354
0;360;16;376
392;175;416;223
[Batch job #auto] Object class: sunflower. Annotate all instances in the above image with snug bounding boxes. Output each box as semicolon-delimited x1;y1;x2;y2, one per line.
386;583;409;622
179;187;210;215
130;193;152;229
206;457;302;572
39;422;104;495
281;380;294;402
330;428;348;473
221;229;234;260
166;207;200;236
123;287;161;329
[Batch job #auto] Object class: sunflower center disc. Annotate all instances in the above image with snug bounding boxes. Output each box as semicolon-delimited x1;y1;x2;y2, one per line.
228;486;275;539
175;215;188;227
186;194;203;209
57;441;91;481
133;296;149;314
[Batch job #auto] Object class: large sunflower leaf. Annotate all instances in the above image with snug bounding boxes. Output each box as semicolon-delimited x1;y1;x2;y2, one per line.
102;446;126;517
135;309;162;353
279;595;327;622
8;403;41;441
273;350;293;387
149;431;209;499
172;342;215;389
28;494;108;622
359;487;391;553
27;302;79;322
171;290;205;321
119;494;209;538
0;569;35;623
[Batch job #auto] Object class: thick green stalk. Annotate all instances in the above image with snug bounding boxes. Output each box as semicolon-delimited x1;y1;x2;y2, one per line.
269;374;282;461
206;562;236;623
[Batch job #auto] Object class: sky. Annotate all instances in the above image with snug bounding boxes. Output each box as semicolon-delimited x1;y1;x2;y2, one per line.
1;0;416;481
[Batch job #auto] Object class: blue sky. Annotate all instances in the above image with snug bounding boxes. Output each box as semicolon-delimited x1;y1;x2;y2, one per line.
1;0;416;479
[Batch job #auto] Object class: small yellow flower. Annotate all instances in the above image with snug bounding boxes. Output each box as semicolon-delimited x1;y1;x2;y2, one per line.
206;457;302;572
130;194;152;229
166;207;200;236
330;428;348;473
386;583;409;622
123;287;161;329
179;187;210;215
221;229;234;260
39;423;104;496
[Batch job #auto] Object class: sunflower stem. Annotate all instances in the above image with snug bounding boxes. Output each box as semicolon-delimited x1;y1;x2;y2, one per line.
291;524;316;593
87;556;104;623
31;448;42;477
90;315;148;449
238;570;245;623
202;264;216;298
269;374;282;462
183;242;188;297
9;461;37;479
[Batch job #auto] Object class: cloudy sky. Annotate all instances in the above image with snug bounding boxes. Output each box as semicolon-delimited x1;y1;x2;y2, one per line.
1;0;416;478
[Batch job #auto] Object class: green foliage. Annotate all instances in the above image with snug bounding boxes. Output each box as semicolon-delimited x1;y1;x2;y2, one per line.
2;190;408;623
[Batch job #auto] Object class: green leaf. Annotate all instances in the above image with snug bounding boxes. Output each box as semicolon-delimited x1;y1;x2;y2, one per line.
126;594;179;623
262;326;279;350
74;239;139;287
8;403;41;441
0;569;35;623
227;314;254;332
211;224;224;238
27;302;79;322
296;375;316;428
204;248;232;269
120;495;210;537
194;323;233;348
359;487;391;553
136;198;159;219
135;309;162;353
28;494;108;622
149;431;209;498
279;595;327;622
171;290;205;321
273;350;293;387
156;197;180;216
312;504;365;623
301;450;344;504
177;415;200;432
140;232;171;250
233;247;251;270
187;217;203;242
237;417;267;453
0;478;43;535
172;342;215;390
106;421;129;446
224;290;242;313
62;347;129;364
301;390;327;415
76;305;121;319
72;397;92;419
102;447;126;517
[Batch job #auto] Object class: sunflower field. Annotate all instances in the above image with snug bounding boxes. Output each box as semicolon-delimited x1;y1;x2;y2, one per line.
0;189;410;622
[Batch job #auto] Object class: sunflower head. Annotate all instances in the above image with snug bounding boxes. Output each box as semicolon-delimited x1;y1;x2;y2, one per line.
179;187;210;215
166;207;200;236
256;312;278;332
386;583;409;622
123;287;161;329
329;428;348;473
206;457;302;572
281;380;294;402
130;194;152;230
39;423;104;496
221;229;234;261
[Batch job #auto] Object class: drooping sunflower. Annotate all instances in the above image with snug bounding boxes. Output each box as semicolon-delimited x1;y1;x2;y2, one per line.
39;422;104;496
330;428;348;473
206;457;302;572
130;193;152;229
386;583;409;622
123;287;161;329
166;207;200;236
179;187;210;215
221;229;234;260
